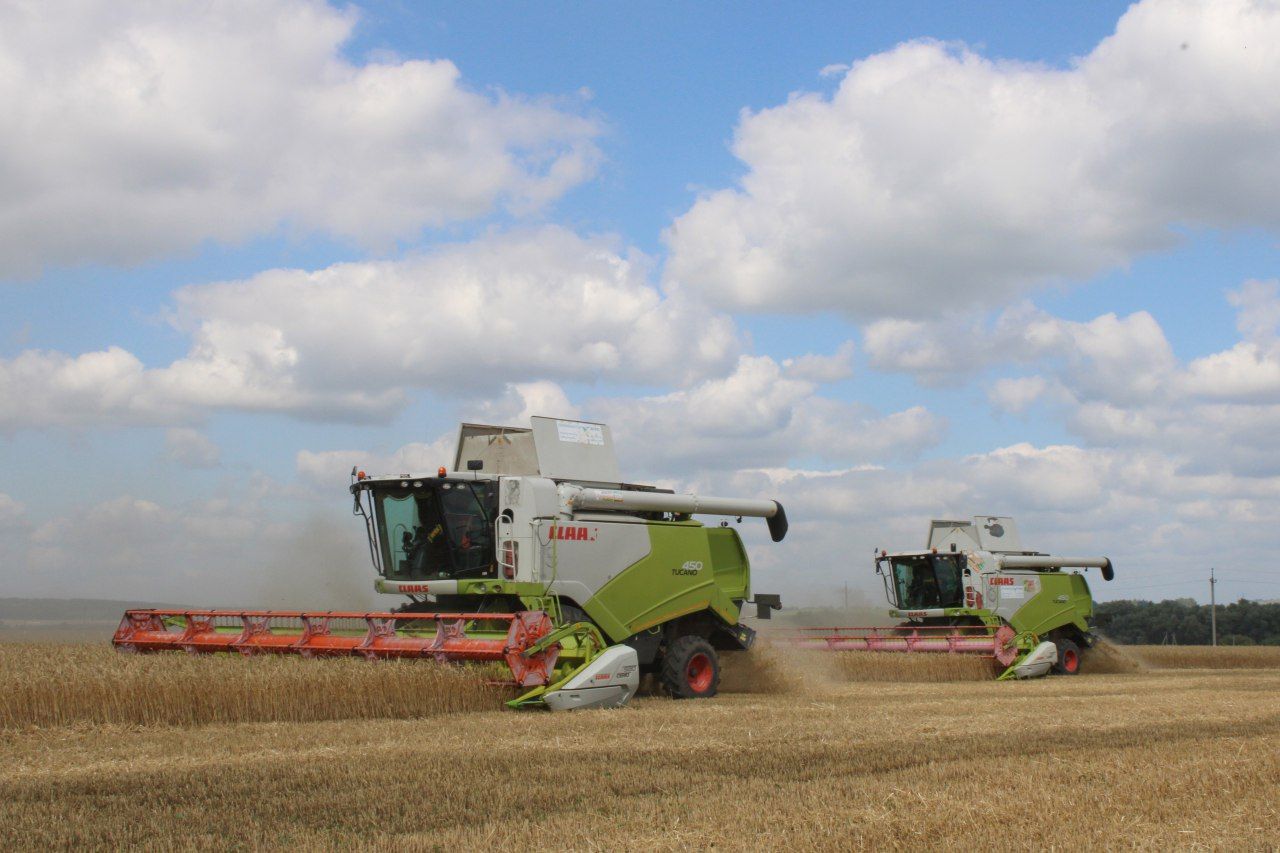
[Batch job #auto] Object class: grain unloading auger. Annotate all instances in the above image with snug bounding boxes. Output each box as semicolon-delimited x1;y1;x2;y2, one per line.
782;516;1114;679
114;417;787;710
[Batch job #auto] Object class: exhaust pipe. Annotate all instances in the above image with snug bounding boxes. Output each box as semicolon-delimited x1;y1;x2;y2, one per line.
567;487;789;542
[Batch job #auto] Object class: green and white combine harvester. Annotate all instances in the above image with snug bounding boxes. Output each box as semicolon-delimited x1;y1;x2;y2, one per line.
114;417;787;710
787;516;1115;678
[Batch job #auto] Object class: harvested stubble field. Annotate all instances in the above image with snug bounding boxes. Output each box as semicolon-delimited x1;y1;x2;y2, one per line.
2;642;1277;850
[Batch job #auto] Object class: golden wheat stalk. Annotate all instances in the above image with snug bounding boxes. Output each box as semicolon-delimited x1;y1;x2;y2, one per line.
0;643;501;729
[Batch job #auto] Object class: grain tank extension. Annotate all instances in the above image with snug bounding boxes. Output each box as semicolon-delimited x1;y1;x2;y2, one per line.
114;417;787;710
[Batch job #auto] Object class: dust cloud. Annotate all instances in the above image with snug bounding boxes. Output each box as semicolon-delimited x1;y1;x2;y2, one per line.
717;634;1143;696
1081;636;1145;674
719;642;811;695
252;512;381;611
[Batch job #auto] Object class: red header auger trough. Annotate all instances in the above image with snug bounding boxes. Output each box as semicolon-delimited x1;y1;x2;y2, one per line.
113;609;564;687
780;624;1019;666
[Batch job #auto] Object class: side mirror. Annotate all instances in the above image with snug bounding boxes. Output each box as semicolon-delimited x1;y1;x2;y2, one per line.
753;593;782;620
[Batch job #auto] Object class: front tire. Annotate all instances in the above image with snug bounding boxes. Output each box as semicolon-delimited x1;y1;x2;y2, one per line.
1054;638;1082;675
660;636;720;698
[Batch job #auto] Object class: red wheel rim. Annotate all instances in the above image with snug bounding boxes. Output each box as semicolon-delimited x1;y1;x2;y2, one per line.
1063;648;1079;673
685;652;713;693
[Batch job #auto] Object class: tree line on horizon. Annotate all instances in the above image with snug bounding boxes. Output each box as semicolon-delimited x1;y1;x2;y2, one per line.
1095;598;1280;646
769;596;1280;647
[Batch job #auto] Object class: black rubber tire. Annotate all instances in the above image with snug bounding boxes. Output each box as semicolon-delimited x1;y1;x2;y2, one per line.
660;635;721;699
1054;638;1082;675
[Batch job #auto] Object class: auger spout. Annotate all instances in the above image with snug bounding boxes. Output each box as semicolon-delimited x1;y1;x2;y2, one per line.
566;487;788;541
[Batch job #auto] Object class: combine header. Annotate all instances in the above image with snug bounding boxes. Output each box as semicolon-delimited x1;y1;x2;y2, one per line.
114;610;585;684
787;623;1019;666
115;417;787;710
783;516;1114;678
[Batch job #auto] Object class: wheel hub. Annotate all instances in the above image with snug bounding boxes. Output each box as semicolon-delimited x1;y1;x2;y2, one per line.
685;651;713;693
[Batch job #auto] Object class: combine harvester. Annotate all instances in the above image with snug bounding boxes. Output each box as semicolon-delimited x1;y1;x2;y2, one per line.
115;418;786;710
786;517;1114;678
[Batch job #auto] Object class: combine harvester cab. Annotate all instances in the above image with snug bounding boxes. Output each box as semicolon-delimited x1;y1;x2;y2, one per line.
116;417;788;710
791;516;1113;678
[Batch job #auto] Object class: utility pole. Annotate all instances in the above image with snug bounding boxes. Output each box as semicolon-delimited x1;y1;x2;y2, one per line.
1210;567;1218;647
843;582;849;610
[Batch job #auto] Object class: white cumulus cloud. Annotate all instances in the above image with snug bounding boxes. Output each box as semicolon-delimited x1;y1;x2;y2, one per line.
864;304;1176;404
0;228;740;429
666;0;1280;318
469;381;583;427
716;439;1280;606
594;355;945;473
297;438;455;488
988;376;1048;415
862;283;1280;479
782;341;856;383
0;0;600;276
1182;281;1280;402
164;428;221;468
0;493;25;528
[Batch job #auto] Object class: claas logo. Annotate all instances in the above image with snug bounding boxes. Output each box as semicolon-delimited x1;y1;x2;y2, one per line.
551;525;597;542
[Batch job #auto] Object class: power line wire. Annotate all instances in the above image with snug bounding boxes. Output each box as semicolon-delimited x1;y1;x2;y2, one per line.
1105;579;1208;590
1103;568;1280;580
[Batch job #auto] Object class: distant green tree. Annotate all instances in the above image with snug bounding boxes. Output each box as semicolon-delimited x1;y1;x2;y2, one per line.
1094;599;1280;645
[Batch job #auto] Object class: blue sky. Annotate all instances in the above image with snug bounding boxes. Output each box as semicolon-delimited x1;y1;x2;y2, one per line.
2;0;1279;608
347;2;1131;248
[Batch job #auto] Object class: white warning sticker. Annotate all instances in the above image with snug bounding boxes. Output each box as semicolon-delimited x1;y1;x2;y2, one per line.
1002;585;1025;599
557;420;605;446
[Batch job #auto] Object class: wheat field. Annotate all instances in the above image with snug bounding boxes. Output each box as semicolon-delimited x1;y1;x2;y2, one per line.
0;643;499;728
1128;644;1280;670
1;642;1277;849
